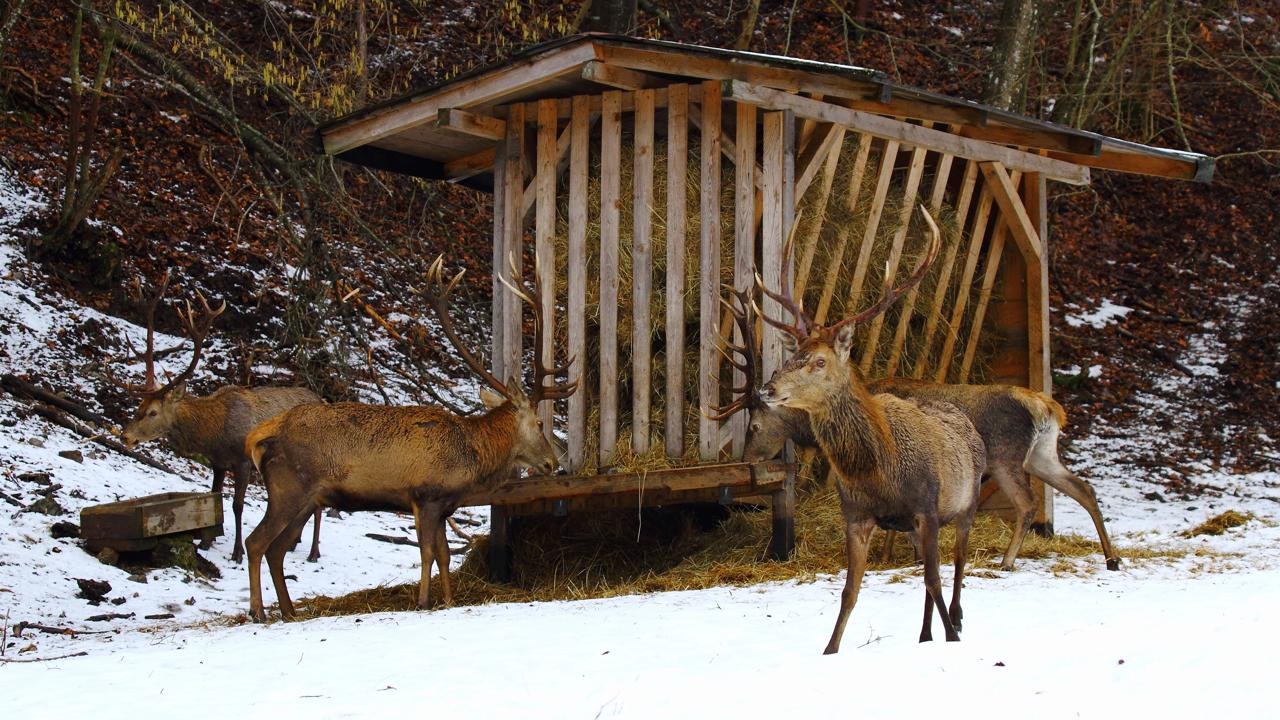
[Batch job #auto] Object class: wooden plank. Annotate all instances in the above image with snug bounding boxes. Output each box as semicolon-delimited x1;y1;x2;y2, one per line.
730;100;757;458
913;159;979;378
794;128;845;299
322;42;596;154
844;139;900;319
535;100;558;433
462;461;790;507
699;80;722;461
501;104;525;384
491;140;507;381
632;89;656;454
955;122;1101;156
664;84;689;459
980;161;1043;260
958;216;1009;382
566;96;589;473
794;123;844;202
581;60;662;91
521;121;573;222
884;151;955;375
1024;172;1054;530
814;133;872;324
1046;145;1204;181
443;146;496;181
598;91;622;463
436;108;506;140
841;95;988;128
933;171;1021;382
722;81;1091;185
858;141;929;373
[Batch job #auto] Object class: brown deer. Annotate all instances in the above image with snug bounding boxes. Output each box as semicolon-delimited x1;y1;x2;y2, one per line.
719;279;1120;573
116;272;322;564
243;257;574;622
756;206;986;653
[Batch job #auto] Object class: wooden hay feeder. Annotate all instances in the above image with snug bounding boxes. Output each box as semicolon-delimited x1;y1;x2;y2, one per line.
318;35;1213;580
80;491;223;553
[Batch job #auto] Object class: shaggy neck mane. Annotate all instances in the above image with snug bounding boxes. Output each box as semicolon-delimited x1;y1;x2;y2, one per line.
808;375;896;483
169;395;226;454
462;402;520;481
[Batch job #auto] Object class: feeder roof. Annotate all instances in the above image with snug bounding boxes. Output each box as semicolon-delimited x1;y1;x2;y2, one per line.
317;34;1214;191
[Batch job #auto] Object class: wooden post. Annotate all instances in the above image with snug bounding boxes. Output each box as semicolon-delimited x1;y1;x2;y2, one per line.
664;84;689;459
535;99;558;434
762;110;795;561
599;91;622;464
489;129;520;584
632;89;655;453
501;104;525;385
567;95;590;472
698;81;722;461
1024;172;1054;533
731;100;757;458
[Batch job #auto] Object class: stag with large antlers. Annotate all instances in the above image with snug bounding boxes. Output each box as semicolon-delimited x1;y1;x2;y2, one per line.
243;256;575;622
116;273;322;563
753;206;986;653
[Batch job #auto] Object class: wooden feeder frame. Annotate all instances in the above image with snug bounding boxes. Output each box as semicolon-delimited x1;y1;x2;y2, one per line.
318;35;1212;580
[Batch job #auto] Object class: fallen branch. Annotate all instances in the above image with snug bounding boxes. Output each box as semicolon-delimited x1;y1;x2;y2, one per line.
0;374;112;427
365;533;417;547
0;651;89;663
13;621;108;637
85;612;133;622
27;404;178;475
446;516;473;540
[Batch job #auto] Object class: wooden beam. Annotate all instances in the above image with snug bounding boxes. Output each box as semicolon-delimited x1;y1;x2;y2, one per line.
632;89;656;454
980;161;1043;260
956;123;1101;156
534;99;558;434
436;108;506;140
1046;145;1209;182
842;96;988;128
664;84;689;459
461;461;789;506
1023;172;1054;531
442;146;496;181
722;81;1091;185
598;91;622;464
794;123;844;201
581;60;663;91
322;42;596;155
730;101;757;458
500;105;525;385
699;80;723;461
566;95;589;473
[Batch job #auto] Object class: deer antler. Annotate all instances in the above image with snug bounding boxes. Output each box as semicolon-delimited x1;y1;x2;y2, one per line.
706;285;761;421
496;254;577;404
425;256;511;397
754;210;813;343
826;204;941;336
110;270;172;395
155;287;227;395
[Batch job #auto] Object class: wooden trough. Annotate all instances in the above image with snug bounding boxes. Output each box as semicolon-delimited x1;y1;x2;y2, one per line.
318;35;1213;580
81;491;223;553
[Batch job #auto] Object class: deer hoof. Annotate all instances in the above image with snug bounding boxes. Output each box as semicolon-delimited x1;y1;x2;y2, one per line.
1106;557;1121;571
307;552;320;563
822;644;840;655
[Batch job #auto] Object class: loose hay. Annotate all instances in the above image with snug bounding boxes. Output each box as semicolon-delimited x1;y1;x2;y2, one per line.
1183;510;1253;537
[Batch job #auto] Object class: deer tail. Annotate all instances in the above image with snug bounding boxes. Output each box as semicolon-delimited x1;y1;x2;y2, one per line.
1011;387;1067;434
245;413;288;473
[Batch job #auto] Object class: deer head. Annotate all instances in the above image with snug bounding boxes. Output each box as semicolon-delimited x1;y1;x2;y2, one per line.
759;205;941;413
426;256;576;476
118;273;227;447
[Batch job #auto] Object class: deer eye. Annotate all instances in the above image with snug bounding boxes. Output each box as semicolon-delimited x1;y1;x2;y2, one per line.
148;410;158;417
750;422;760;432
814;357;826;369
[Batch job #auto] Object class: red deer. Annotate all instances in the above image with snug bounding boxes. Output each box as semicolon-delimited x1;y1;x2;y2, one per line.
756;206;986;653
719;282;1119;573
117;273;322;563
243;257;574;622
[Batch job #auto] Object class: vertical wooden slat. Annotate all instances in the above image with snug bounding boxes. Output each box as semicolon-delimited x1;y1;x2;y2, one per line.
632;89;655;454
698;81;722;461
566;96;590;472
814;133;873;324
934;177;1003;382
794;127;846;299
598;91;622;464
664;84;688;459
762;110;796;562
730;100;757;458
958;218;1009;382
844;139;901;318
913;159;979;378
501;104;525;386
883;152;954;375
535;99;557;435
492;140;507;382
858;143;929;373
1024;171;1053;530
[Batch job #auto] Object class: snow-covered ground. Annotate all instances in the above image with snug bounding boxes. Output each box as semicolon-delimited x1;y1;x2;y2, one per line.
3;167;1278;717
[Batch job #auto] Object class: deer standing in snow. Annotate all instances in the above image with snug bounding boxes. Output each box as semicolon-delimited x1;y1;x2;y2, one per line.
243;257;575;622
116;273;322;563
755;207;986;653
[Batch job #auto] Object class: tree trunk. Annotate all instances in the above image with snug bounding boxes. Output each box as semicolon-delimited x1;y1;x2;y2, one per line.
984;0;1043;113
581;0;636;34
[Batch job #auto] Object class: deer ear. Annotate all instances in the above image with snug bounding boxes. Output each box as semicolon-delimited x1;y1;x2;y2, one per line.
170;382;187;399
504;377;529;406
780;333;798;353
479;388;506;409
833;326;856;362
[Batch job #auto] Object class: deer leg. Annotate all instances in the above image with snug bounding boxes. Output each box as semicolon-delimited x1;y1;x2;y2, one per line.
433;520;453;607
917;514;958;642
1026;445;1120;570
228;461;252;563
202;467;227;550
266;501;319;622
950;514;973;632
879;530;896;564
246;500;293;623
823;517;875;655
906;531;935;642
411;499;440;610
306;509;322;562
990;462;1036;571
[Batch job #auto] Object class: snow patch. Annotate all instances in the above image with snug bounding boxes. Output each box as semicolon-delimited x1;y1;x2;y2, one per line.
1064;298;1132;328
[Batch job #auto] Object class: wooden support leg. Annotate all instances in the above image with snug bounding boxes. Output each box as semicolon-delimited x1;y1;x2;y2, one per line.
769;443;796;561
487;504;513;583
